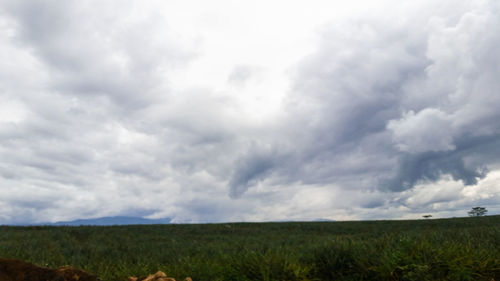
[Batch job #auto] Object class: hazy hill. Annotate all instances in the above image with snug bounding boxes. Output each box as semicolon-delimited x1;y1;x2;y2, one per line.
7;216;172;226
51;216;171;226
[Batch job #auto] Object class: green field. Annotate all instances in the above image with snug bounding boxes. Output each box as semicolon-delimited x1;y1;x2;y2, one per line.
1;216;499;281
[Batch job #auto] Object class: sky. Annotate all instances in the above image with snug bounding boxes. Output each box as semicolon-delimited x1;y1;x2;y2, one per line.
0;0;499;224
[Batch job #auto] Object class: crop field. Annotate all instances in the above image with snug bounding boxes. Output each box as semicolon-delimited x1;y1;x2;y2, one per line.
1;216;499;281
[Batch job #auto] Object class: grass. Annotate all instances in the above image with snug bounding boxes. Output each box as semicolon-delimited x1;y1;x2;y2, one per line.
0;216;499;281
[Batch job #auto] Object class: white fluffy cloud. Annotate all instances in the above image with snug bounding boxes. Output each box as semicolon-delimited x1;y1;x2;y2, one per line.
387;109;455;153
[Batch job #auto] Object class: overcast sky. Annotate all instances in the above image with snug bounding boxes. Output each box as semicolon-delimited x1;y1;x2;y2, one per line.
1;0;499;224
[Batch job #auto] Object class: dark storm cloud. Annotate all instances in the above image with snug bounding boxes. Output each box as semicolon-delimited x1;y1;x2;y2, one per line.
382;134;500;191
229;0;500;196
227;19;427;193
229;146;282;198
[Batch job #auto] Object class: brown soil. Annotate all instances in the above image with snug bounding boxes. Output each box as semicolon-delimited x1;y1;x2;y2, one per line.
0;258;100;281
0;258;192;281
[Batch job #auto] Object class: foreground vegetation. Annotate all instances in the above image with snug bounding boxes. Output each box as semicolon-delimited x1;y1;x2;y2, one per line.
1;216;499;281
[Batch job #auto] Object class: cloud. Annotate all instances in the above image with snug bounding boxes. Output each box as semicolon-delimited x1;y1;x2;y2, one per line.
229;0;500;195
229;144;281;198
0;0;499;224
387;109;455;153
381;138;490;192
3;0;194;110
227;64;263;86
0;0;198;223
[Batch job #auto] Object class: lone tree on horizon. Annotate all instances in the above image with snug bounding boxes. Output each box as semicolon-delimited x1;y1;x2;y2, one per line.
468;206;487;217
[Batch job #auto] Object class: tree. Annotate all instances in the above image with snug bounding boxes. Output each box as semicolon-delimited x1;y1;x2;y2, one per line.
422;215;432;219
468;206;487;217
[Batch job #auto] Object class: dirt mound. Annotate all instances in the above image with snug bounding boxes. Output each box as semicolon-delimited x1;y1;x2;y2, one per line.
128;271;192;281
0;258;100;281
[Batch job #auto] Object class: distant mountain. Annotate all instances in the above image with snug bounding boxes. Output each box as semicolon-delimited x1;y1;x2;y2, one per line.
314;218;336;222
269;218;336;223
50;216;171;226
